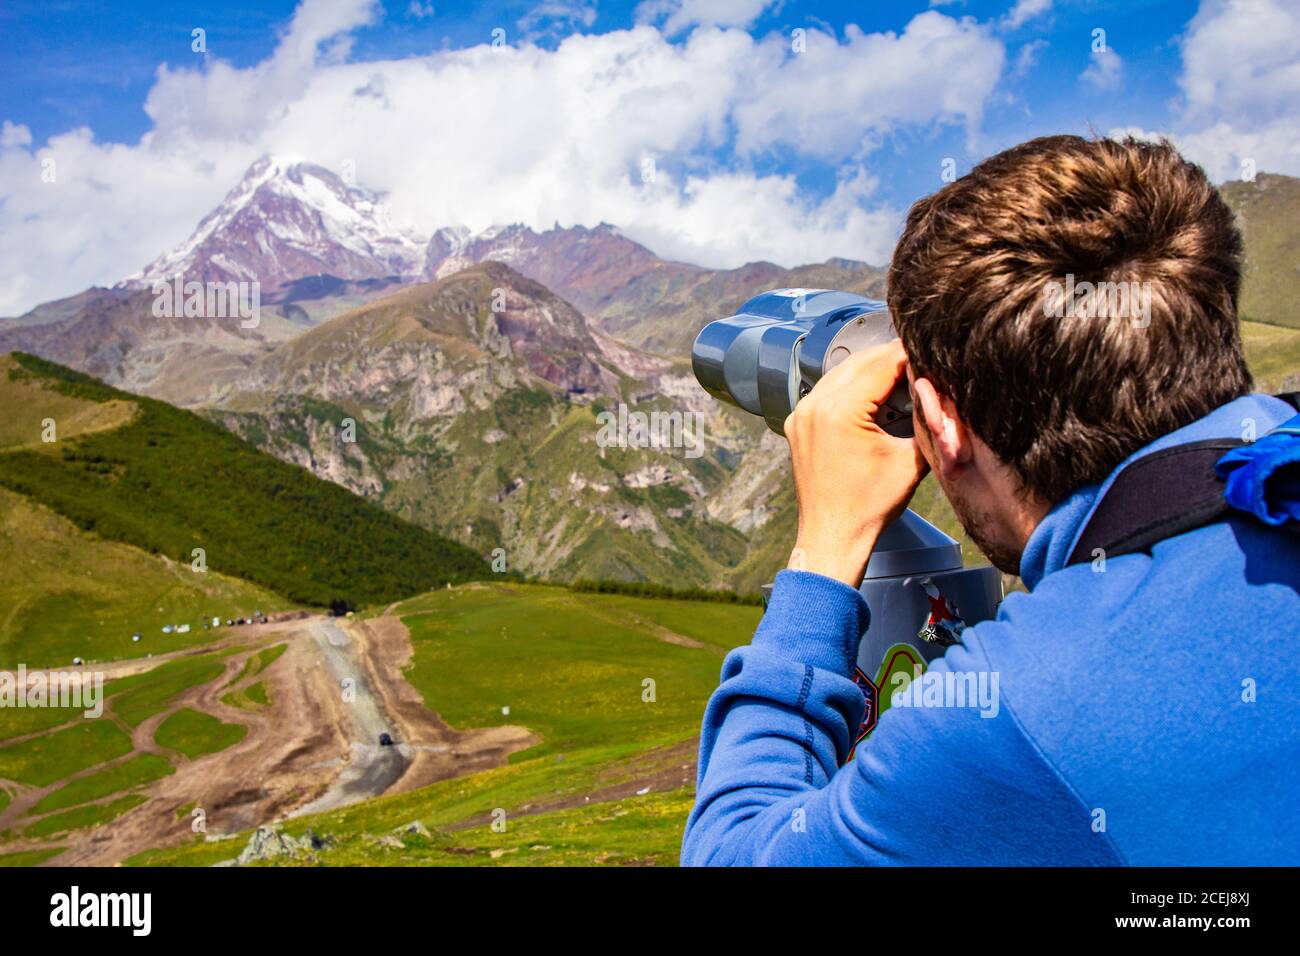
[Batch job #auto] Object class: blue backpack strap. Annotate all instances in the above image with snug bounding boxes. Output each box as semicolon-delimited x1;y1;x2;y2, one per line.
1066;393;1300;567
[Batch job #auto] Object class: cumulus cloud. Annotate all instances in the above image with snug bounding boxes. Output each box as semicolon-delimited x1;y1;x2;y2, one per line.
1011;38;1047;78
0;2;1007;314
1172;0;1300;181
143;0;381;147
732;14;1003;159
1002;0;1051;31
1;121;32;148
1108;1;1300;183
518;1;598;41
1080;46;1122;91
636;0;780;36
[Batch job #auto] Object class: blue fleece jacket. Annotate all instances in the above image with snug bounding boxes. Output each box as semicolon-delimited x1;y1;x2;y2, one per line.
682;394;1300;866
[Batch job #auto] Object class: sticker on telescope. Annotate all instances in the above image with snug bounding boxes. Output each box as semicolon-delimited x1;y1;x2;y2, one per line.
917;580;968;648
847;667;878;761
846;644;928;760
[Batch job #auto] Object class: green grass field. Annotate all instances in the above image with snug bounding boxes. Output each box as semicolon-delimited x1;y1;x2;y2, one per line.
24;794;146;839
393;584;756;760
0;640;271;851
30;754;174;816
0;359;136;450
0;720;133;788
222;680;270;710
0;649;234;748
108;652;233;729
218;642;286;709
0;847;63;866
1223;174;1300;331
222;642;287;689
154;708;247;759
0;647;236;845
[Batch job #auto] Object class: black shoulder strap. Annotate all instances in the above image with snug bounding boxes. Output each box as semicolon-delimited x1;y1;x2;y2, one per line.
1065;392;1300;567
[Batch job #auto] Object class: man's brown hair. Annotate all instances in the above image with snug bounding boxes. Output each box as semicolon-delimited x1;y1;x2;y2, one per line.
888;134;1251;504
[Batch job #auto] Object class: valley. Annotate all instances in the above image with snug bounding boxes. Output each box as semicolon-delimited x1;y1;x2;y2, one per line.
2;155;1298;869
0;583;759;867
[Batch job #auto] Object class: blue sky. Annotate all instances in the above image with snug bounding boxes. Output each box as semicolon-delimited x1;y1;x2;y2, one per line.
2;0;1201;206
1;0;1296;313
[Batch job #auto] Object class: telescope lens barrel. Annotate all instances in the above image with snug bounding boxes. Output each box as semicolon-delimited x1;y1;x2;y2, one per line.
691;289;914;437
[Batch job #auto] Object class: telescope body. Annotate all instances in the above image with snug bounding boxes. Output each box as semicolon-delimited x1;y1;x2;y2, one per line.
691;289;913;436
694;290;1003;743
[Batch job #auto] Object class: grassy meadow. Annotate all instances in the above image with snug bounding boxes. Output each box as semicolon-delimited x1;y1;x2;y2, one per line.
127;582;761;866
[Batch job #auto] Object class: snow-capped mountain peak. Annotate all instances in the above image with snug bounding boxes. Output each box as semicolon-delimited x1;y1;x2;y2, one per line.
124;156;428;291
119;156;674;318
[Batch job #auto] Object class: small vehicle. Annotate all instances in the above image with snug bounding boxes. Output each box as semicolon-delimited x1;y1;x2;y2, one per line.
378;733;394;747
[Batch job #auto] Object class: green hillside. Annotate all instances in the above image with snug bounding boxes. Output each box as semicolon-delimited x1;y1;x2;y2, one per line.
1242;318;1300;393
1221;173;1300;330
0;352;489;608
0;486;287;668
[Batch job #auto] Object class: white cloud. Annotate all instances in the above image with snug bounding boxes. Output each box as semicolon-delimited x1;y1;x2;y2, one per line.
731;14;1004;159
1002;0;1051;31
143;0;381;147
636;0;779;37
0;4;1006;314
1;121;32;148
1172;0;1300;181
1011;38;1047;78
518;1;598;40
1080;46;1122;91
1101;2;1300;185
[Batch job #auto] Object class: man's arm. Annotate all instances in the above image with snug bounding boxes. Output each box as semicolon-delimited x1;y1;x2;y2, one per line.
680;569;1123;866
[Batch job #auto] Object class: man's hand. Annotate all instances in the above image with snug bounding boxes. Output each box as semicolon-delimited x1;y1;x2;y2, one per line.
784;340;929;588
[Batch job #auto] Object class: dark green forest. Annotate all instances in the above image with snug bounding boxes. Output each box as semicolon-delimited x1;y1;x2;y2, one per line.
0;353;489;607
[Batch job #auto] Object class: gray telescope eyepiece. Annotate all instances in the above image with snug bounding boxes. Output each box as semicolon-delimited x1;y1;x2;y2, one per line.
691;289;913;437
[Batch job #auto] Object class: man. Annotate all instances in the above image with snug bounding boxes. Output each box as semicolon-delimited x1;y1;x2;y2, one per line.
681;135;1300;866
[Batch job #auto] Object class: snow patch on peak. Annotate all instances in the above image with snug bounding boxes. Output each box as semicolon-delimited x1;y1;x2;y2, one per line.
125;156;428;287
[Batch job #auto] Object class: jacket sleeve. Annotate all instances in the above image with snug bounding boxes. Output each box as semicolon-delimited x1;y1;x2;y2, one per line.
680;569;1123;866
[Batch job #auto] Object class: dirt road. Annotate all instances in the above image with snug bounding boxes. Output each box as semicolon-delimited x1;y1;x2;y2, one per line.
0;612;535;865
288;619;409;817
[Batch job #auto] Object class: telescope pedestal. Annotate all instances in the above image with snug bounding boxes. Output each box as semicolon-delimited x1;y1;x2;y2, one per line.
763;508;1003;740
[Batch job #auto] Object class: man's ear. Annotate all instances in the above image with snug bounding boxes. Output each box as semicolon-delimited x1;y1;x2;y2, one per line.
912;377;972;481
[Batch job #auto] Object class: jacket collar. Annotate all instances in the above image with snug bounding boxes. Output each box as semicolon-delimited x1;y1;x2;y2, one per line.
1017;394;1296;590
